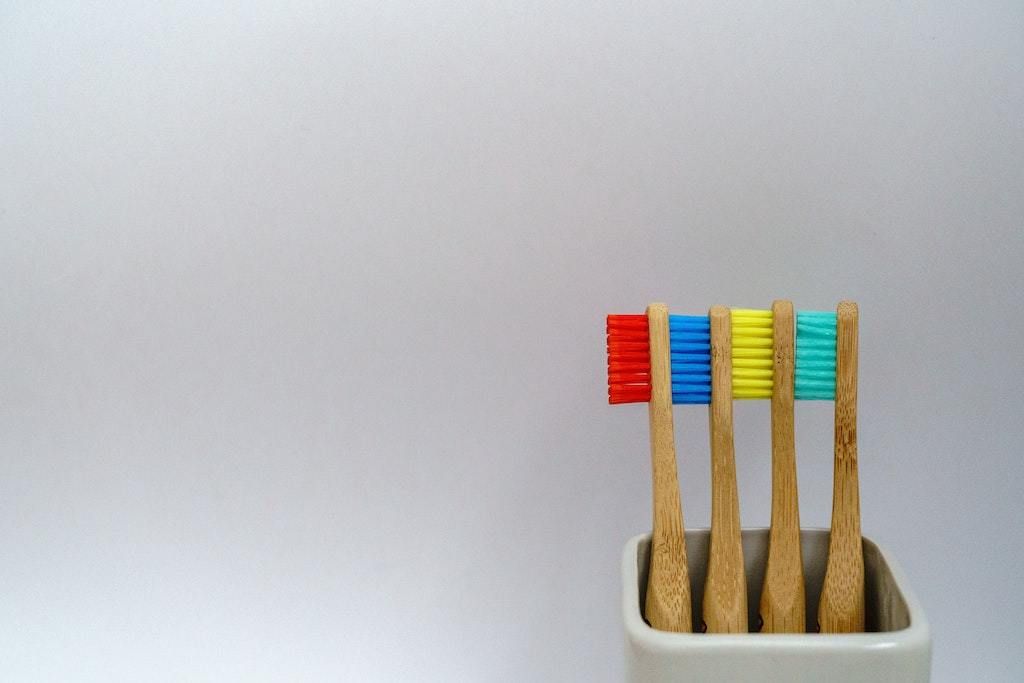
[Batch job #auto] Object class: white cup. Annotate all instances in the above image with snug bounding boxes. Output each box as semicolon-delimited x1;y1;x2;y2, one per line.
623;528;931;682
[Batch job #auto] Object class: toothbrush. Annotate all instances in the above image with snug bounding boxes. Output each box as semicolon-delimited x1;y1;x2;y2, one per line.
818;301;865;632
703;305;747;632
756;301;806;633
607;303;692;631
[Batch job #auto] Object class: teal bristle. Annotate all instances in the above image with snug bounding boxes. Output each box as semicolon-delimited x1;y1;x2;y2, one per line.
795;311;837;400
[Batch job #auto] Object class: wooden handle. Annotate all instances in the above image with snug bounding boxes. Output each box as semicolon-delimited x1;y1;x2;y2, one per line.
702;305;747;633
759;300;806;633
818;301;865;632
644;303;692;632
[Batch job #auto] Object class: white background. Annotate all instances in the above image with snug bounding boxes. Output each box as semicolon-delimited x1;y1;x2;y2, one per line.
3;2;1022;681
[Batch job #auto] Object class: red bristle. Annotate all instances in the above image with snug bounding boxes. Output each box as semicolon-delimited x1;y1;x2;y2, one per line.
607;316;648;330
609;386;651;404
608;342;649;353
608;362;649;373
606;314;651;404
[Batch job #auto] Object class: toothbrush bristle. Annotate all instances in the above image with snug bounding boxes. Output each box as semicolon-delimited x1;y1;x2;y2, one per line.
607;314;651;404
669;315;711;404
795;311;837;400
731;308;774;399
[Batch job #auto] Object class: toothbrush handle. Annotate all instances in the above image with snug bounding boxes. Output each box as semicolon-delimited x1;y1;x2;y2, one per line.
760;300;806;632
644;303;692;632
819;301;865;632
703;306;747;633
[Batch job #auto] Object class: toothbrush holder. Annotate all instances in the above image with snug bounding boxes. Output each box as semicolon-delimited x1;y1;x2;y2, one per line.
622;528;931;682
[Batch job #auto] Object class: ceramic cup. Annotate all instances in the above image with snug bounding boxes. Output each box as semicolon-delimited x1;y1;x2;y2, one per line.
623;528;931;682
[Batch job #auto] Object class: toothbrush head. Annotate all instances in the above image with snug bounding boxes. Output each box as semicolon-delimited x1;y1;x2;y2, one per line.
607;314;651;404
731;308;774;399
669;315;711;404
795;311;837;400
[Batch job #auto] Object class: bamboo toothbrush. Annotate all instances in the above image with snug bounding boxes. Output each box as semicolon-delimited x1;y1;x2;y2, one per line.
703;305;747;633
757;301;806;633
818;301;865;632
607;304;692;631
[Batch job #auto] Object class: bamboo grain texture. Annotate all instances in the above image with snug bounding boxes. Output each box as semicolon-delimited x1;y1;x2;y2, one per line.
818;301;865;633
644;303;692;632
759;299;806;633
703;305;747;633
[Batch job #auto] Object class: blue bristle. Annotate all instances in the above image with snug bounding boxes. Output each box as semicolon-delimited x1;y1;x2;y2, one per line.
668;315;711;405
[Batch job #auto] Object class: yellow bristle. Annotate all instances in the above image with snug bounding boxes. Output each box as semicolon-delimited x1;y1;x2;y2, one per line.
731;308;773;398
